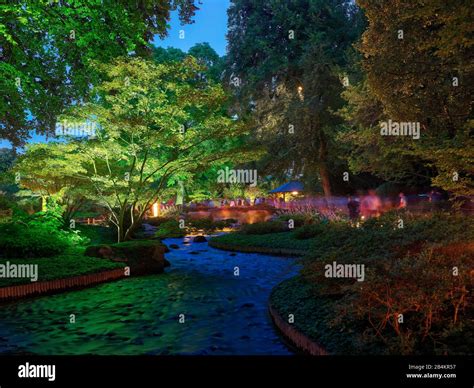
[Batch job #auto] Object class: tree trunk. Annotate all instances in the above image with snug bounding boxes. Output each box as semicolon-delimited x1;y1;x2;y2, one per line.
318;131;332;198
41;195;48;212
319;163;332;198
121;205;144;242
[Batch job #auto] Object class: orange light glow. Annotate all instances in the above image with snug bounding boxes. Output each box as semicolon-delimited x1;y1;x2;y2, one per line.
152;203;159;217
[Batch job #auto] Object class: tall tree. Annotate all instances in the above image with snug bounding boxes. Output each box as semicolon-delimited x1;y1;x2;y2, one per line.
153;43;225;82
0;0;199;146
14;142;89;218
226;0;364;197
352;0;473;196
62;57;256;241
152;44;232;202
188;42;225;82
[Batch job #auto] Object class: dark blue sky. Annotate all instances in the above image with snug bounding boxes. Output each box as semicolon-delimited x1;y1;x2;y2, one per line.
0;0;230;148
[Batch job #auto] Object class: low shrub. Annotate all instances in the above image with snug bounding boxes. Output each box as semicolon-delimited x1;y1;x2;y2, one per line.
0;209;89;258
154;219;186;239
75;224;116;245
187;218;236;231
0;222;70;258
276;208;321;225
333;243;474;354
292;223;327;239
239;221;289;235
276;213;307;228
299;211;474;355
159;205;182;218
145;216;173;227
0;195;15;211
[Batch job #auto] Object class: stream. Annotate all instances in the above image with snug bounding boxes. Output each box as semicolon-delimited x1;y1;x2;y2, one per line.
0;235;299;355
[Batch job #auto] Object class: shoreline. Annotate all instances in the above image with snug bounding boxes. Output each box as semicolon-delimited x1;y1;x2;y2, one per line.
0;268;126;303
268;296;328;356
208;239;305;257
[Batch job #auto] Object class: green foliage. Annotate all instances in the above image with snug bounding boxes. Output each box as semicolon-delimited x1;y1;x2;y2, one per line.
220;183;267;201
59;56;257;241
0;194;14;211
0;0;198;145
346;0;474;195
276;208;323;225
210;231;312;254
303;211;473;268
239;221;289;235
226;0;365;196
221;184;245;200
344;245;473;355
0;206;89;258
14;142;90;221
296;211;474;355
292;223;327;240
0;148;15;173
271;276;372;354
269;211;474;355
0;252;123;287
154;43;224;83
187;218;236;232
75;224;116;245
0;222;68;258
276;214;306;228
154;220;186;239
188;42;225;82
152;46;187;64
144;217;173;227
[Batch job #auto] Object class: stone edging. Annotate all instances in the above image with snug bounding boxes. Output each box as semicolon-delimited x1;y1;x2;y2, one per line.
208;240;305;257
268;300;329;356
0;268;126;302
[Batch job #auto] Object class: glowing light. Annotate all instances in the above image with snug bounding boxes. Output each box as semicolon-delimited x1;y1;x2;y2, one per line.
292;191;299;195
297;86;303;92
152;203;159;217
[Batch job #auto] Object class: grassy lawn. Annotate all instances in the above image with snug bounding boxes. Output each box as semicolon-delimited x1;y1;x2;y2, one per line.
0;249;124;287
209;231;313;255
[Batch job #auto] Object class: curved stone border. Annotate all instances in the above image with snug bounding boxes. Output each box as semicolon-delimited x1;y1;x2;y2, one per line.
0;268;126;302
209;240;305;257
268;300;329;356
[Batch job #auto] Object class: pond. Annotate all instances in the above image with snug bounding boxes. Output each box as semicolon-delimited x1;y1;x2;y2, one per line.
0;235;299;355
186;207;274;224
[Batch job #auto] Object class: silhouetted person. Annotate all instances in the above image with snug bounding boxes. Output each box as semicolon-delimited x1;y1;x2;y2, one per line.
398;192;407;209
347;195;360;221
